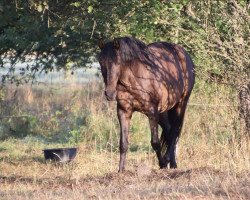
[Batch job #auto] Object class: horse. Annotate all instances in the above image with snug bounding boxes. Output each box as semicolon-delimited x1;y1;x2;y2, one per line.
98;36;195;172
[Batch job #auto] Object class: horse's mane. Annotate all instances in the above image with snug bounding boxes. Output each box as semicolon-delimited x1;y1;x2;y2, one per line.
99;37;149;64
118;37;148;63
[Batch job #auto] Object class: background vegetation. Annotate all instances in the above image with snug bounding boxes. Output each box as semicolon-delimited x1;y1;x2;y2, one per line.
1;0;249;130
0;0;249;199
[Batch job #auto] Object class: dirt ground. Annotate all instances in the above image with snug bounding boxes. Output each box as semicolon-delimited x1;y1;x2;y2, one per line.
1;165;249;200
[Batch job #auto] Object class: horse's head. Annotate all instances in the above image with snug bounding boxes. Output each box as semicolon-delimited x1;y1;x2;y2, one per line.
98;38;121;101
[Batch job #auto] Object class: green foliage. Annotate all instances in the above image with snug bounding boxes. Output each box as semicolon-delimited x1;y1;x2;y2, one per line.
0;0;249;89
0;115;38;139
68;129;82;144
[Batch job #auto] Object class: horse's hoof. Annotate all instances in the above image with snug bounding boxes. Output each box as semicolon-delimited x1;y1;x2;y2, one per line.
170;163;177;169
159;161;168;169
118;169;125;173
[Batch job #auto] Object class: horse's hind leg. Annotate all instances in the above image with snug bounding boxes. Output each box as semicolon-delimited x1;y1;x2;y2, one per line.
159;111;171;168
165;97;189;168
148;114;165;168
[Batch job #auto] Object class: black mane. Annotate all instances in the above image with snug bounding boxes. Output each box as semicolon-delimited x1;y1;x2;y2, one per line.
99;37;149;64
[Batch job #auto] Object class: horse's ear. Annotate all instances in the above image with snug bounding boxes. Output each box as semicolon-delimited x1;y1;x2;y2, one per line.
113;38;120;50
98;38;105;49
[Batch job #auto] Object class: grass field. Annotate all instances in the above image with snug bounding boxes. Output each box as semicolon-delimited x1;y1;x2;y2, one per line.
0;141;249;200
0;80;249;199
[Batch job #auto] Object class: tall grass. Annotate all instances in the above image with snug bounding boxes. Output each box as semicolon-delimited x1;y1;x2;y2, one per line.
0;79;249;173
0;80;249;199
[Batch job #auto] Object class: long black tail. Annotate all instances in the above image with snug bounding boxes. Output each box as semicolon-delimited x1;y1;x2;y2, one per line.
160;129;169;160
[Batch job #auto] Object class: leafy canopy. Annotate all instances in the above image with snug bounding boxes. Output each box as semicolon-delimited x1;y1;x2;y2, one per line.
0;0;249;88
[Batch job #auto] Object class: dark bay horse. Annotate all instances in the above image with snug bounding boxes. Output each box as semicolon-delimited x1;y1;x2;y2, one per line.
98;37;195;172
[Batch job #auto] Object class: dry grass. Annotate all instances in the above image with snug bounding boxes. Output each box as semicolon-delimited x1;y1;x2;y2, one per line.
0;81;249;199
0;146;249;200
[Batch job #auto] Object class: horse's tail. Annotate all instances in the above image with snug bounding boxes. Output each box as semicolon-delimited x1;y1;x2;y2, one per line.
160;131;168;159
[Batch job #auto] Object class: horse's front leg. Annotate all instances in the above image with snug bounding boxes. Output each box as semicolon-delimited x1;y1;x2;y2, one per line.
117;107;132;173
149;114;166;168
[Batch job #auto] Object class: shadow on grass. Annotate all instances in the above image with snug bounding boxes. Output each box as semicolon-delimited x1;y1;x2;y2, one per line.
0;167;228;186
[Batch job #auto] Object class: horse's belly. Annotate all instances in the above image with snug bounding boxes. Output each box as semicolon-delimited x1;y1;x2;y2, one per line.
117;82;182;114
158;85;182;113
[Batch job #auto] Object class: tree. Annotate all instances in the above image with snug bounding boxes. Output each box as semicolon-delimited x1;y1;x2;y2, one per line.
0;0;116;83
0;1;249;131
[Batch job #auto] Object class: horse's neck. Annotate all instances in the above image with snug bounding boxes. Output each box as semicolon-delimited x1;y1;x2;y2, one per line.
119;62;153;88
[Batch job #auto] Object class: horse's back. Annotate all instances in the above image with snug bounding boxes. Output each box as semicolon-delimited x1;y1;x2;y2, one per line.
148;42;195;97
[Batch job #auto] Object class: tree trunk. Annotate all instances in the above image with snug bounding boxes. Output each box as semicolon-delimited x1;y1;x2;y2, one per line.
239;84;250;134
